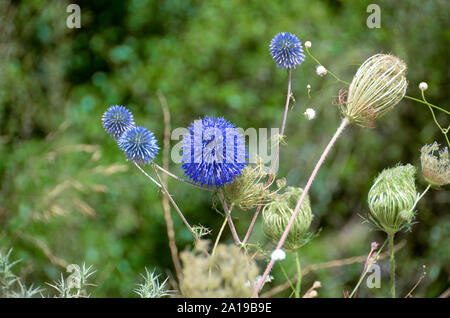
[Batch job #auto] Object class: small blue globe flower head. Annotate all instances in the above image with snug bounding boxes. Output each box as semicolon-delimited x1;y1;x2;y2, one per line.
182;116;248;188
118;126;159;164
270;32;305;69
102;105;136;140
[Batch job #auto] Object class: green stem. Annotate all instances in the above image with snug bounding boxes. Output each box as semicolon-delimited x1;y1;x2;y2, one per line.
305;47;350;85
349;239;387;298
294;250;302;298
404;95;450;115
420;91;450;147
388;233;396;298
279;262;296;296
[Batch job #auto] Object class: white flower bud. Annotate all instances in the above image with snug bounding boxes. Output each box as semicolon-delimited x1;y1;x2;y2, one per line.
315;65;327;76
304;108;316;120
270;248;286;261
419;82;428;91
305;41;312;49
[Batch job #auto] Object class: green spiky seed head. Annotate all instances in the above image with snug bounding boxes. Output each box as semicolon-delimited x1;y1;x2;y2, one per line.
224;158;274;211
341;54;408;127
368;164;418;234
262;186;313;250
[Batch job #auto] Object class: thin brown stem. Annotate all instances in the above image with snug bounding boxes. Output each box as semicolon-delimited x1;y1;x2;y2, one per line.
153;166;198;240
261;240;406;298
154;164;212;192
157;91;183;282
217;189;241;245
242;69;292;245
253;117;349;297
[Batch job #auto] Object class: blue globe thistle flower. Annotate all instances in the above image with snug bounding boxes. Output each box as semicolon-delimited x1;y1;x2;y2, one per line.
102;105;136;140
118;126;159;164
182;116;248;188
270;32;305;69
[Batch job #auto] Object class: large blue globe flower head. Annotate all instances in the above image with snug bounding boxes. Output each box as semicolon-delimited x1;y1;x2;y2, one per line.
182;116;248;188
102;105;136;140
270;32;305;69
118;126;159;164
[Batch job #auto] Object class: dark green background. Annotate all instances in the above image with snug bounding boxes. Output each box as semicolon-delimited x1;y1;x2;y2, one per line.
0;0;448;297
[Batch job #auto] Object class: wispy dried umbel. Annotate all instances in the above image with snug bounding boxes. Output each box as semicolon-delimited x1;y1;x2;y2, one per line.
224;158;276;211
179;240;259;298
420;142;450;187
341;54;408;127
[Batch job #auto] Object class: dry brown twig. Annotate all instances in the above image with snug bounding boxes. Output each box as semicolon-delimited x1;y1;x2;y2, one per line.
157;91;183;283
260;240;406;298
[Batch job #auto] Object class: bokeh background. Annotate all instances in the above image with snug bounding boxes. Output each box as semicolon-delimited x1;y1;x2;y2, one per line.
0;0;448;297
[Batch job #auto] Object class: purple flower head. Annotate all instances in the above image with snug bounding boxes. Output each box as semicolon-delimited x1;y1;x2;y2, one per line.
102;105;135;140
270;32;305;69
181;116;248;188
118;126;159;164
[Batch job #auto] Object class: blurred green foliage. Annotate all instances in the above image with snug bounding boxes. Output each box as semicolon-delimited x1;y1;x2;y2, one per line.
0;0;448;297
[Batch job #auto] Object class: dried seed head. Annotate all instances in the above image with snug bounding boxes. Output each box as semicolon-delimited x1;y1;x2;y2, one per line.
223;158;274;210
420;142;450;187
180;240;259;297
368;164;418;234
341;54;408;127
262;187;313;250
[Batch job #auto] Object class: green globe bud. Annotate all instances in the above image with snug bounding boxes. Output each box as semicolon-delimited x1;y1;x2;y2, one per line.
368;164;418;234
262;187;313;250
341;54;407;127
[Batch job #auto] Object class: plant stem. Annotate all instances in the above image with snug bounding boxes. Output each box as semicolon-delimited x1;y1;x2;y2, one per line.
305;47;350;85
217;189;241;245
133;162;161;188
420;90;450;147
294;250;302;298
348;239;387;298
242;69;292;245
152;166;198;240
404;95;450;115
154;164;212;191
411;184;431;211
157;91;183;283
252;117;350;297
211;216;228;259
279;262;295;296
388;233;396;298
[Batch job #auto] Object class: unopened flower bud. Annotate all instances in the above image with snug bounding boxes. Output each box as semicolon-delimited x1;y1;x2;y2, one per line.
341;54;408;127
368;164;418;234
304;108;316;120
316;65;327;76
305;41;312;49
271;248;286;261
263;187;313;250
419;82;428;91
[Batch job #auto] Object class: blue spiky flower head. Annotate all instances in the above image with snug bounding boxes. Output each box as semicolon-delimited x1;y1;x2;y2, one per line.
118;126;159;164
181;116;248;188
102;105;136;140
270;32;305;69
